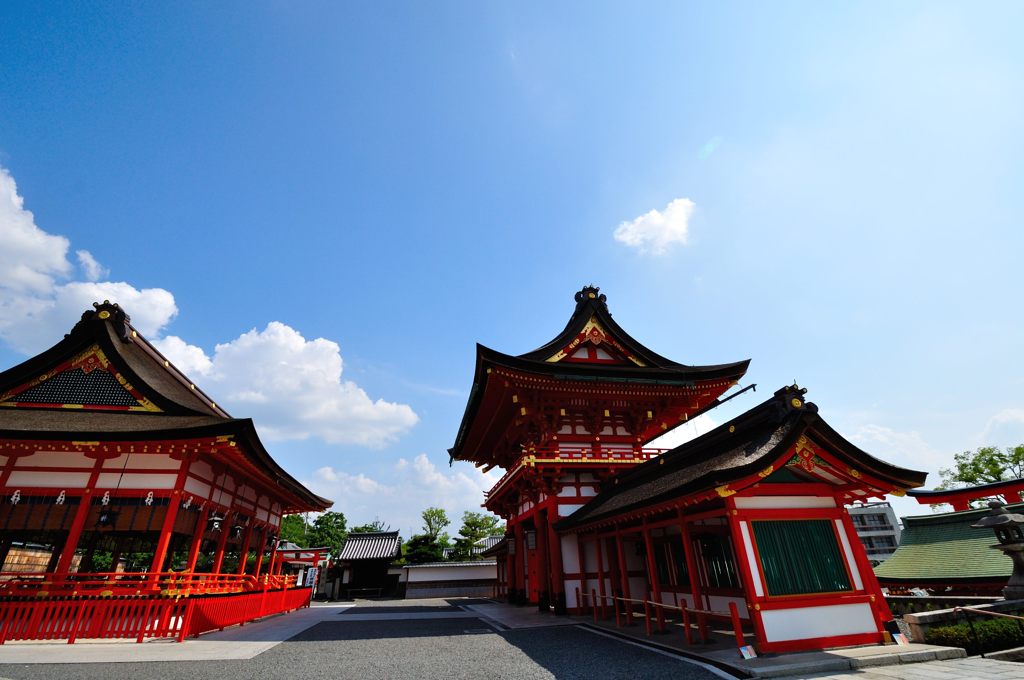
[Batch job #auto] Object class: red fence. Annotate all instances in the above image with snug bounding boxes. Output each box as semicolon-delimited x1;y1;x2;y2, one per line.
0;587;311;644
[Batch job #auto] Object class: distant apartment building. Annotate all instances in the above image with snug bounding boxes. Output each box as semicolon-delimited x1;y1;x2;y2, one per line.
848;501;901;562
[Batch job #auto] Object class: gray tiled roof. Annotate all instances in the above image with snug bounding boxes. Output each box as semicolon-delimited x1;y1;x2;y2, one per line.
337;531;401;561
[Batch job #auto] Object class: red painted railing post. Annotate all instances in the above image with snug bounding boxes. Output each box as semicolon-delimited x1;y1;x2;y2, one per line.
729;602;745;650
643;600;652;636
682;608;692;645
591;589;598;623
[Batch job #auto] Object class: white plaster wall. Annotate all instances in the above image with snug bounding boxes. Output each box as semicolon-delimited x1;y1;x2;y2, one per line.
7;471;91;487
17;451;93;468
406;563;497;583
707;595;748;618
761;602;876;642
96;472;177;489
183;477;211;498
563;578;581;608
560;534;580;573
735;496;836;509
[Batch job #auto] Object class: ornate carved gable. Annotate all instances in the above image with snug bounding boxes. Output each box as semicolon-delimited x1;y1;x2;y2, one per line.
0;345;160;412
545;317;646;366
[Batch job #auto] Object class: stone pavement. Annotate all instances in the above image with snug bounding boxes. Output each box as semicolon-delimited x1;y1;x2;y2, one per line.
789;656;1024;679
0;598;1020;679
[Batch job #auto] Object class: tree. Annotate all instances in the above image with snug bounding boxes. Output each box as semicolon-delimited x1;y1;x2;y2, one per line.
403;534;445;564
421;507;450;542
279;514;308;547
350;519;389;533
938;445;1024;494
308;511;348;554
451;511;504;560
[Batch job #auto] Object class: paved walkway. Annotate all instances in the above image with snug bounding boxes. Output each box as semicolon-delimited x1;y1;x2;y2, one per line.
0;598;728;680
793;656;1024;679
0;598;1020;679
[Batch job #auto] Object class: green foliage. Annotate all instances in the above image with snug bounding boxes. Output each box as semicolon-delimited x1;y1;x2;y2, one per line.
279;514;308;547
450;511;504;560
350;519;389;533
421;507;450;541
308;511;348;554
938;445;1024;499
925;616;1024;655
403;533;445;564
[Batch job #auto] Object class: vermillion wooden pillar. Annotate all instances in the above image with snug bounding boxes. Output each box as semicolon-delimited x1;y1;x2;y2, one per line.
505;547;515;601
149;493;182;574
513;522;525;603
236;523;255;575
614;531;631;600
151;458;191;574
642;521;662;605
210;514;232;574
55;458;105;575
536;514;550;610
595;534;607;607
55;490;94;574
185;506;210;572
679;509;704;611
253;529;266;576
547;513;566;614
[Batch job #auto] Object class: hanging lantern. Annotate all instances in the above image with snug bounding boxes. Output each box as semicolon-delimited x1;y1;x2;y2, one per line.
207;513;225;532
97;507;119;528
230;523;244;539
266;533;278;548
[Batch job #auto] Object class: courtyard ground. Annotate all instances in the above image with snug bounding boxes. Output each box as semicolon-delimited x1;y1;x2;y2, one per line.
0;598;1021;679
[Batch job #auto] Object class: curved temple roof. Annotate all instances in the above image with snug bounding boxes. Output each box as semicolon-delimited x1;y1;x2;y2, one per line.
557;385;928;531
450;286;750;463
0;301;331;512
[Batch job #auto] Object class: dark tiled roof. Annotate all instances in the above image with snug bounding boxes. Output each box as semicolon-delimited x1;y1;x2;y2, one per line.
449;286;750;463
338;531;402;561
0;303;332;512
406;561;497;568
874;505;1017;583
557;385;928;531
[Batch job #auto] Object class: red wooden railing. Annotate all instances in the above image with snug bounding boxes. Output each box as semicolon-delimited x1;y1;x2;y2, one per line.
0;579;310;644
0;571;296;599
486;446;668;498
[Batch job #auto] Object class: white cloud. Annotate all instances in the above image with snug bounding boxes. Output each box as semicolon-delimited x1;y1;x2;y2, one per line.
0;166;178;355
613;197;695;255
75;250;109;282
850;424;945;472
155;323;418;447
0;164;418;450
306;454;500;537
0;167;71;293
647;413;718;451
981;409;1024;446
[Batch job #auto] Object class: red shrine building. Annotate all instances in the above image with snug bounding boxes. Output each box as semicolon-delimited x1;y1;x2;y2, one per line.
0;302;331;643
451;286;927;653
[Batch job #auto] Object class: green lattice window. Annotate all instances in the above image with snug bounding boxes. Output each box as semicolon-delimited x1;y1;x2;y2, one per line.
752;520;852;596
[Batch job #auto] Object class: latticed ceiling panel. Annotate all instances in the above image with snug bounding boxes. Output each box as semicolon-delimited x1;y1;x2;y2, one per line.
8;368;140;408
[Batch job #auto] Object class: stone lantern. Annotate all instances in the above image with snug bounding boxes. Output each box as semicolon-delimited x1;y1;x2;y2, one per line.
971;500;1024;600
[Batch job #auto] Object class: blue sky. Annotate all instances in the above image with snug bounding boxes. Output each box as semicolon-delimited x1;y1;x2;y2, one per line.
1;2;1022;534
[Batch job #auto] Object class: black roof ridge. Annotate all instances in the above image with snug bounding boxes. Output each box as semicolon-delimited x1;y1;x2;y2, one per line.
556;384;928;531
908;477;1024;498
516;285;748;372
0;302;226;417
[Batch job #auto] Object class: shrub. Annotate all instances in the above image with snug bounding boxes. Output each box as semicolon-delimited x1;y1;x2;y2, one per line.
926;617;1024;655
